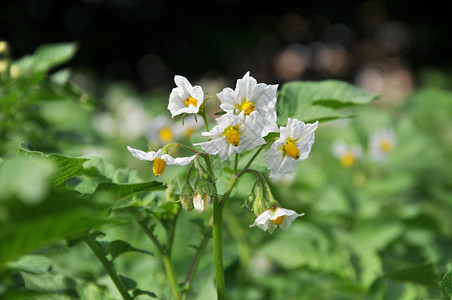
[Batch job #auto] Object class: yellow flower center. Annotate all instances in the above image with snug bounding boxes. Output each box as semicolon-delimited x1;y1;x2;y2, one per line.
272;216;284;225
159;127;173;143
184;97;198;107
225;126;240;147
241;101;255;115
340;151;355;168
380;140;394;153
184;127;196;138
284;141;300;159
153;157;166;176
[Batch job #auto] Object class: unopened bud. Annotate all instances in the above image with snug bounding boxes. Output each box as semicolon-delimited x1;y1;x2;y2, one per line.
244;191;255;211
180;182;194;211
252;186;266;216
193;181;210;213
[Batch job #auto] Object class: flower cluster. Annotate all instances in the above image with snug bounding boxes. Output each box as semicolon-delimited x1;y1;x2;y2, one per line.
127;72;318;234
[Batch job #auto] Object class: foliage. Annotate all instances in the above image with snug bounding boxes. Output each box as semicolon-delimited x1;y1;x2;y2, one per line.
1;41;452;300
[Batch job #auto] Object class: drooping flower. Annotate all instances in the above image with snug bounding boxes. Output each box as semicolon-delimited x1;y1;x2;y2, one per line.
250;207;304;234
263;118;318;177
168;75;204;117
194;112;266;161
369;128;396;162
217;72;278;136
332;140;363;168
127;146;195;176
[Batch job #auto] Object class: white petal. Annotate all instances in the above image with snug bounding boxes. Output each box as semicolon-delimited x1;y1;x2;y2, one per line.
127;146;157;161
195;138;231;161
172;155;196;166
218;87;239;112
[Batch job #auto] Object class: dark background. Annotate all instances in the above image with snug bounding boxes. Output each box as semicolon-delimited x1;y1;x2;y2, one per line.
1;0;451;89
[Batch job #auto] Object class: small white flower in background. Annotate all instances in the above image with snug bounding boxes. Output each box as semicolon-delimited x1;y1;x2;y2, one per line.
250;207;304;234
369;128;396;162
217;72;279;136
168;75;204;117
195;112;266;161
147;115;177;145
118;99;149;140
332;140;363;168
127;146;195;176
263;118;318;177
173;115;203;140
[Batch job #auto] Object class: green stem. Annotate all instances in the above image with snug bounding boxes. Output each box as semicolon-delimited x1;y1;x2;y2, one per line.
181;222;212;300
213;195;225;300
234;154;239;174
162;254;180;300
82;233;132;300
199;104;210;133
134;216;181;300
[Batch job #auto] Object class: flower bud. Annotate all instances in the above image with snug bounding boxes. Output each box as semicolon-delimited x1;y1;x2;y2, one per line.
180;182;194;211
252;186;266;216
244;191;255;211
193;181;210;213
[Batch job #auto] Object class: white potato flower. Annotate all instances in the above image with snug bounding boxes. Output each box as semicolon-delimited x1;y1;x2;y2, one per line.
250;207;304;234
263;118;318;177
147;115;177;145
369;128;396;162
217;72;278;136
194;112;266;161
332;140;363;168
168;75;204;117
127;146;195;176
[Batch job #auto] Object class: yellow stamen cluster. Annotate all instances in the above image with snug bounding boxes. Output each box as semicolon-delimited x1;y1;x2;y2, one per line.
153;157;166;176
241;101;255;115
380;140;394;153
159;127;173;143
340;152;355;168
184;97;198;107
272;216;284;225
284;141;300;159
225;126;240;147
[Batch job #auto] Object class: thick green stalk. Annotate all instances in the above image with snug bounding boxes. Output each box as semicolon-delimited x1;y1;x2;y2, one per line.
82;234;132;300
162;254;180;300
212;195;225;300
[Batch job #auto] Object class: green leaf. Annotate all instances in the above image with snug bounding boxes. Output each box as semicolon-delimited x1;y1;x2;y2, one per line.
94;182;166;202
0;156;55;205
0;190;108;267
47;154;89;187
384;263;440;287
7;255;54;275
440;269;452;300
109;240;153;262
33;42;78;74
119;275;137;291
133;289;158;298
277;80;378;123
17;143;89;187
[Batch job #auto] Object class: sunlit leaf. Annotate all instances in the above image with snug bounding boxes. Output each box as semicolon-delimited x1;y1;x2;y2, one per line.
94;181;166;201
277;80;378;123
